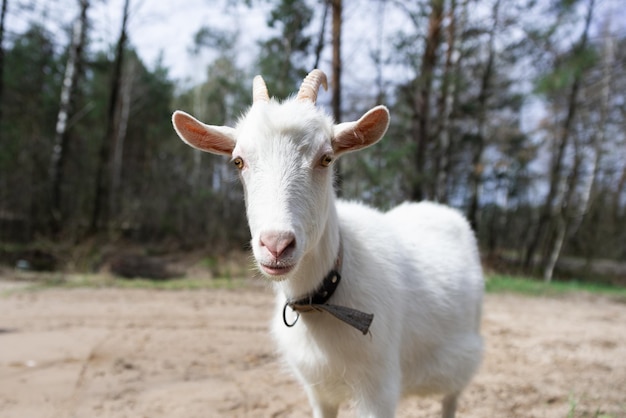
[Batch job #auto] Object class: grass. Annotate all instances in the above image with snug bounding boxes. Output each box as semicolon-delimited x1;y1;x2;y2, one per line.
486;274;626;301
566;392;622;418
4;269;626;301
1;271;249;295
64;275;247;291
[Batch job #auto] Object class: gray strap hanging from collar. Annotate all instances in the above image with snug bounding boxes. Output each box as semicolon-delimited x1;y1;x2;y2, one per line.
288;302;374;335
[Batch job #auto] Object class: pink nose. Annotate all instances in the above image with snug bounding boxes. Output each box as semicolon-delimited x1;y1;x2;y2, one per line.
259;231;296;259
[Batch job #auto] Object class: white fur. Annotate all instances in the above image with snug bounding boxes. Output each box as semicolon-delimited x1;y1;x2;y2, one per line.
272;201;483;418
172;78;484;418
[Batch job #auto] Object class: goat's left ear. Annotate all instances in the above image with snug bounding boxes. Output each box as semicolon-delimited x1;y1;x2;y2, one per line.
172;110;236;156
332;105;390;156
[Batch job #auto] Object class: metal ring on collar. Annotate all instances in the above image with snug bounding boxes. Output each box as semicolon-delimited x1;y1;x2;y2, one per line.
283;302;300;327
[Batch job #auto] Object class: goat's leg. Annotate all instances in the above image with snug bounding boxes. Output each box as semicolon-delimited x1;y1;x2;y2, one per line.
304;387;339;418
311;403;339;418
356;401;396;418
442;392;459;418
354;376;400;418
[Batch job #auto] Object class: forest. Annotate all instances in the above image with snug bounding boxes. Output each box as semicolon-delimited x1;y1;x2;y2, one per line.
0;0;624;284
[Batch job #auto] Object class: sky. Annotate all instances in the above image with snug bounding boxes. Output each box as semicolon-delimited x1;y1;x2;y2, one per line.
5;0;409;94
5;0;624;206
6;0;623;128
106;0;272;83
5;0;268;82
7;0;624;80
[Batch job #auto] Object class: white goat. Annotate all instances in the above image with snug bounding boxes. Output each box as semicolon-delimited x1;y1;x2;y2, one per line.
172;69;484;418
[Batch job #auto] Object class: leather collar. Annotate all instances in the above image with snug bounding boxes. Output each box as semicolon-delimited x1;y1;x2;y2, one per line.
283;239;374;335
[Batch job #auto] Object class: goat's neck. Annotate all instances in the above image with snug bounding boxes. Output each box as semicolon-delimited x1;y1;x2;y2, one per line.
275;201;340;300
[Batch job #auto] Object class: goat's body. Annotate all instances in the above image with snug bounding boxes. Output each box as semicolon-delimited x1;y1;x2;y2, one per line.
272;200;483;417
173;69;483;417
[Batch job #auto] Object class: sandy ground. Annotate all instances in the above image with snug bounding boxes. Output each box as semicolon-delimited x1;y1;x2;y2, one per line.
1;281;625;418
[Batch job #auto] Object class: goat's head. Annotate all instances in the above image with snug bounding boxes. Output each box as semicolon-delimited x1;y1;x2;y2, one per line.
172;70;390;280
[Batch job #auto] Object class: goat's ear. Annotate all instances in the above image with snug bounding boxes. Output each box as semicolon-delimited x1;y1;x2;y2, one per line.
332;105;390;156
172;111;236;156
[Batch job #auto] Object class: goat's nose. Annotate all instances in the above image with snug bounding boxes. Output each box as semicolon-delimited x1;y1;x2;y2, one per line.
259;230;296;259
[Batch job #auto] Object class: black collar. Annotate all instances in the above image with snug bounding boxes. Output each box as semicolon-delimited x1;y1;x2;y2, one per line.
283;239;374;335
291;250;342;306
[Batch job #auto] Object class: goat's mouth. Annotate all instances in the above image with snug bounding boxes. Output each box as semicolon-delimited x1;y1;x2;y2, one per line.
259;262;295;277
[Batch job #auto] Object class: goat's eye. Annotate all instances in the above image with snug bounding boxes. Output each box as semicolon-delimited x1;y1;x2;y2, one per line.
320;154;333;167
233;157;244;169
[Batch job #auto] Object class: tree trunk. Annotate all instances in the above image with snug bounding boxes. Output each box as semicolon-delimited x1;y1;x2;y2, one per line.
50;0;89;233
0;0;7;128
411;0;444;201
90;0;130;234
569;27;613;237
330;0;343;196
433;0;458;203
543;215;565;283
467;0;499;231
543;123;585;281
312;0;328;69
109;59;135;217
372;0;386;105
613;165;626;222
524;0;595;270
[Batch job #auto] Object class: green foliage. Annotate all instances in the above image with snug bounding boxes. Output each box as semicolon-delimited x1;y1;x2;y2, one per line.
255;0;314;99
535;46;599;95
5;274;247;293
486;275;626;300
9;272;626;297
1;0;625;287
566;392;621;418
191;26;237;54
0;24;63;235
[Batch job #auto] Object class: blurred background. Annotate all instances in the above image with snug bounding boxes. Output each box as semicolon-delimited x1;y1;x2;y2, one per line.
0;0;624;285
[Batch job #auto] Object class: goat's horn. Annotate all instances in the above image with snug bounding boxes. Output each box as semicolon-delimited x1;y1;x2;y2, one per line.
296;69;328;103
253;75;270;103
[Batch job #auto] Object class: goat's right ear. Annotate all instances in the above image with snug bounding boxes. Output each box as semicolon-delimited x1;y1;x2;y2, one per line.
172;111;236;156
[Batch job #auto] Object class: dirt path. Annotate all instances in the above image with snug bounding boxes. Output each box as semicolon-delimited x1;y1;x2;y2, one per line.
1;284;625;417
